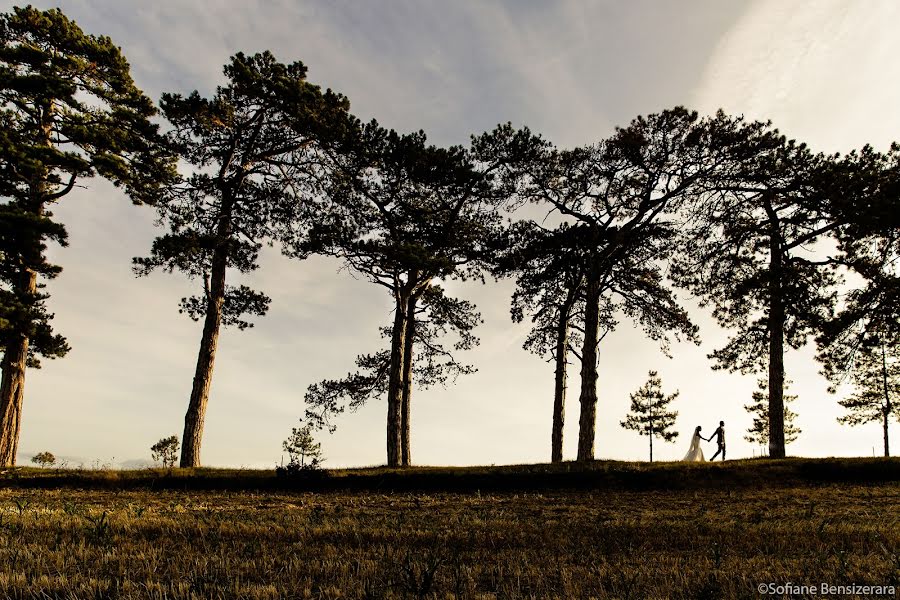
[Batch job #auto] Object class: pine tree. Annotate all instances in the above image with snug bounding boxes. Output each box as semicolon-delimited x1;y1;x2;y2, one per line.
620;371;679;462
817;146;900;405
484;108;739;461
150;435;179;468
837;340;899;457
674;113;840;459
744;378;801;451
283;422;323;469
0;6;173;465
294;124;510;467
303;284;479;445
494;220;587;463
135;52;350;467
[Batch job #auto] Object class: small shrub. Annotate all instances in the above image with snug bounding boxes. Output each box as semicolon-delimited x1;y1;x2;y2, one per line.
150;436;179;468
31;451;56;468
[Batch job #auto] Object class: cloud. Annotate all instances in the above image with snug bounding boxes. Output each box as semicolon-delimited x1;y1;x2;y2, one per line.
692;0;900;152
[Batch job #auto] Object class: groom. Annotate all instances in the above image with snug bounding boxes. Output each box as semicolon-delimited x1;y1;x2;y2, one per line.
708;421;725;461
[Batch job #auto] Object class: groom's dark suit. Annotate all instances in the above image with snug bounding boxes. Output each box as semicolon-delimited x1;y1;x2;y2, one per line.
709;424;725;461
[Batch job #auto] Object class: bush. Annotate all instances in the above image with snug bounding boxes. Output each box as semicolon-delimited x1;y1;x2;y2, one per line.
150;436;179;468
31;451;56;468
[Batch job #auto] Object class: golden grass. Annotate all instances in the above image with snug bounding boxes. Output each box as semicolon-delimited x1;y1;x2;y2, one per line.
0;460;897;598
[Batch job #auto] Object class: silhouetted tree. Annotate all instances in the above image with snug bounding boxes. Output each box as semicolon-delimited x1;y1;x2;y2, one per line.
490;108;744;461
135;52;350;467
494;220;590;463
283;421;323;469
674;114;840;459
295;124;510;467
817;146;900;390
0;6;173;465
30;450;54;467
150;435;179;468
303;284;479;465
836;339;899;457
620;371;679;462
744;378;801;451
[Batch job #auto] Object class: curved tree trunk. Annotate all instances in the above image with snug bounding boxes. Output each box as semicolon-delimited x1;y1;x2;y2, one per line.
400;295;416;467
883;344;891;457
551;310;569;463
0;268;38;466
180;192;235;468
767;227;786;459
386;292;409;467
180;250;227;468
577;270;601;462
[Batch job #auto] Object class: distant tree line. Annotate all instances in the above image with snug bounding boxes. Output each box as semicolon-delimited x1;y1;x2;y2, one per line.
0;6;897;468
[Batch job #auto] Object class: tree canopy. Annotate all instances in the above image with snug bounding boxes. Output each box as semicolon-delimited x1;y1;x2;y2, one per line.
0;5;173;466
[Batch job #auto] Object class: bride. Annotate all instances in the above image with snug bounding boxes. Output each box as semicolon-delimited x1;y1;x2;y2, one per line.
683;426;707;461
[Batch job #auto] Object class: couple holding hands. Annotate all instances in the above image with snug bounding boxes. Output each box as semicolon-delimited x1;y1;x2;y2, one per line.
683;421;725;462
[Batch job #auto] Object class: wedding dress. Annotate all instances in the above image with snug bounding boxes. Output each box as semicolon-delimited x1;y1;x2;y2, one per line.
682;431;706;462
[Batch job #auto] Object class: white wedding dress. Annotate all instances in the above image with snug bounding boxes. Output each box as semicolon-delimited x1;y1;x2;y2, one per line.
682;431;706;462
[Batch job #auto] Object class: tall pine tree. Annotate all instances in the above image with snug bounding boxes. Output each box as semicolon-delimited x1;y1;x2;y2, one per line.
293;123;514;467
486;109;748;460
674;114;840;459
0;6;172;465
135;52;350;467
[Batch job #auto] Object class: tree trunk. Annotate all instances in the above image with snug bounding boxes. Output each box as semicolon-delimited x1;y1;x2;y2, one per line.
767;227;786;459
0;268;38;466
577;269;601;462
400;295;416;467
386;292;409;467
649;432;653;463
551;310;569;463
180;190;235;468
180;250;227;467
882;344;891;458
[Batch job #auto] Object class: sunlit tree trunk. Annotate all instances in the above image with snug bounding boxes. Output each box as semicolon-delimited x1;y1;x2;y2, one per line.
400;295;416;467
180;195;234;468
577;268;601;461
883;344;891;457
0;268;37;466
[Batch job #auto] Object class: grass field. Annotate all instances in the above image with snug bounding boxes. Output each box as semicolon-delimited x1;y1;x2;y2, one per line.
0;458;898;599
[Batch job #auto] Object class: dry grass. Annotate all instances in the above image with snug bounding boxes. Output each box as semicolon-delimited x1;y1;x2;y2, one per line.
0;459;897;599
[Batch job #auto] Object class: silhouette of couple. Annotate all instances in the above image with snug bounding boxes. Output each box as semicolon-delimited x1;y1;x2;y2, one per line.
683;421;725;462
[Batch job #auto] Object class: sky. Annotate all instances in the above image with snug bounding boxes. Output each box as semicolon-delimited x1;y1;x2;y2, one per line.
6;0;900;468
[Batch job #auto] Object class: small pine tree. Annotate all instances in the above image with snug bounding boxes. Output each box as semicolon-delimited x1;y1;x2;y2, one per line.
837;342;899;457
745;378;801;451
150;436;179;468
31;451;55;468
620;371;679;462
283;422;323;470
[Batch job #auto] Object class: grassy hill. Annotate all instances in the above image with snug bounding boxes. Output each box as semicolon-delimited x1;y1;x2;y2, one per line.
2;456;898;492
